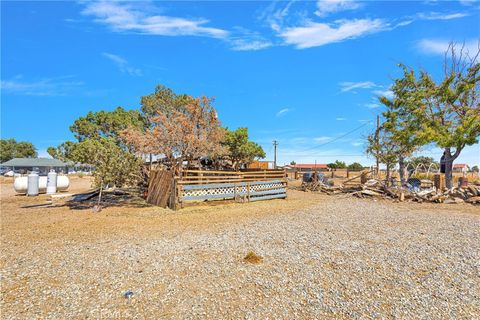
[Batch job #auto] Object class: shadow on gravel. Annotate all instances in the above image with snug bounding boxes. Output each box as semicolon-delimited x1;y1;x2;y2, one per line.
65;189;151;210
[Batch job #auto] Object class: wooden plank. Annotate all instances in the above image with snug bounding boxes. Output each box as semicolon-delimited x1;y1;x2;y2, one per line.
249;193;287;202
180;176;246;180
181;170;241;175
177;177;286;184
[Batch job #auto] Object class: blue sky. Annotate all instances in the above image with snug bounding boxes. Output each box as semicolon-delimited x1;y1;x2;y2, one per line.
1;0;479;166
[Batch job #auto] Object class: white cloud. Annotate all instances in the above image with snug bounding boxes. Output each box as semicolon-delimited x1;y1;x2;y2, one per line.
260;0;296;32
230;39;272;51
315;0;362;17
229;30;272;51
416;11;469;20
340;81;378;92
1;76;83;96
416;39;479;56
459;0;477;6
102;52;142;76
314;136;332;142
82;1;228;38
276;108;290;117
372;89;394;99
280;18;386;49
336;117;347;121
365;103;380;109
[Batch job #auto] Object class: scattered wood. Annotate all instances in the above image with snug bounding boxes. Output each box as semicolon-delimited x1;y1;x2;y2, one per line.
300;177;480;205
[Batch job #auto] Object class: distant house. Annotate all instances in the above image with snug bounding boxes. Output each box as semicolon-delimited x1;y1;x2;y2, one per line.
0;158;69;175
453;163;469;174
285;164;329;172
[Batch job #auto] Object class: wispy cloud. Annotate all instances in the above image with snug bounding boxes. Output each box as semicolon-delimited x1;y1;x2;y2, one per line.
416;12;469;20
372;89;394;99
459;0;477;5
230;38;272;51
276;108;291;117
315;0;362;17
340;81;378;92
280;18;386;49
229;28;272;51
1;75;84;96
365;102;380;109
314;136;332;143
102;52;142;76
336;117;347;121
82;1;228;38
416;39;479;56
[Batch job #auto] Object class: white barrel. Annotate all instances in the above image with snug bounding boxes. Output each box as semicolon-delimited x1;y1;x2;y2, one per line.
57;175;70;191
27;173;39;196
39;177;47;192
46;171;57;194
14;175;69;194
13;177;28;194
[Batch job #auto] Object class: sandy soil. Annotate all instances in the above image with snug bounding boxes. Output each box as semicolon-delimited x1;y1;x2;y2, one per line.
1;177;479;318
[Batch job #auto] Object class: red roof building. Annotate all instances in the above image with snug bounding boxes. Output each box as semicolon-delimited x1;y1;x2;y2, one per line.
453;163;469;173
285;164;329;171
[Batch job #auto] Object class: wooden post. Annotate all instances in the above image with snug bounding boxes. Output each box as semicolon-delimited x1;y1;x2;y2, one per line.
434;174;445;192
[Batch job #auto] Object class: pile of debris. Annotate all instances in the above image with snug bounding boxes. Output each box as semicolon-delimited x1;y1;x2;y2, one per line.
301;178;480;204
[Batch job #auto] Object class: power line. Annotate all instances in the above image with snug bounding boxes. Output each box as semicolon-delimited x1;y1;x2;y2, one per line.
296;121;373;153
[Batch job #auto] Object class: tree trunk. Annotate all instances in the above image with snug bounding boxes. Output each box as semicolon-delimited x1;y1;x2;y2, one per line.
385;164;391;187
398;156;406;186
444;148;454;189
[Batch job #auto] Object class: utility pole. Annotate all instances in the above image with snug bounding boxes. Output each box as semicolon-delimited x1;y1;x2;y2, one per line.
273;140;278;169
375;115;380;177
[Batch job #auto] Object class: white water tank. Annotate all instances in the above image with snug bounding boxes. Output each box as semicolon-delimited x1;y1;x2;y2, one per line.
14;175;70;194
46;171;57;194
27;173;39;196
57;175;69;191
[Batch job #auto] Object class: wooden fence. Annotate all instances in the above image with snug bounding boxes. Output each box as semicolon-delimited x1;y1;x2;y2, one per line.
146;170;173;208
147;169;287;209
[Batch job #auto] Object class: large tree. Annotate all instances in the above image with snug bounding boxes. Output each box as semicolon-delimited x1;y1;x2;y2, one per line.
49;107;145;187
0;139;37;163
221;127;266;170
327;160;347;170
47;141;77;161
347;162;364;171
366;125;402;185
390;43;479;188
140;85;193;125
122;95;225;170
70;106;144;143
70;138;141;188
379;84;424;185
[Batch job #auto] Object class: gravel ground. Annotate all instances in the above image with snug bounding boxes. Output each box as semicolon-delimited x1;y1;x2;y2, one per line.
1;185;479;319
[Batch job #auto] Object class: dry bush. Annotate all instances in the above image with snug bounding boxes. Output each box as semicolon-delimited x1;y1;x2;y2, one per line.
244;251;263;264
